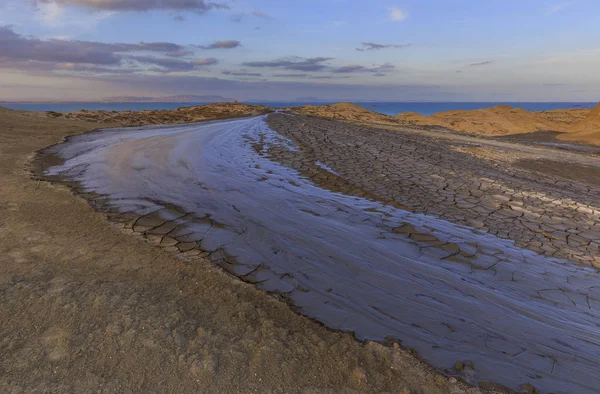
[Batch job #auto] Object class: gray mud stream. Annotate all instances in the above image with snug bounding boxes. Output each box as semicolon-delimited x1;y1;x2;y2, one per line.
41;116;600;393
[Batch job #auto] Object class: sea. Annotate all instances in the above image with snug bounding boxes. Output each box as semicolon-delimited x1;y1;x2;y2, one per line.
1;101;596;116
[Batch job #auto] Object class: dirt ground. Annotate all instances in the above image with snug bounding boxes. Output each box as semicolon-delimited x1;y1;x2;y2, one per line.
0;107;505;393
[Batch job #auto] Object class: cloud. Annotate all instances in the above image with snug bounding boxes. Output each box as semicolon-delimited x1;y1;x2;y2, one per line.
273;74;308;78
331;65;366;73
55;63;137;73
194;58;218;65
469;61;493;66
0;25;202;74
0;26;185;64
28;0;116;29
250;9;269;18
331;63;396;73
32;0;230;13
62;72;445;102
356;42;411;51
0;25;118;65
0;57;136;74
127;56;217;72
122;41;183;52
36;1;65;24
129;55;201;72
388;7;407;21
242;57;333;72
166;49;194;57
310;75;351;80
222;70;262;76
197;40;241;50
548;1;572;14
243;56;395;76
231;8;271;22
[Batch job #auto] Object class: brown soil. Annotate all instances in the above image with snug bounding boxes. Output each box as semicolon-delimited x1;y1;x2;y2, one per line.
0;106;498;393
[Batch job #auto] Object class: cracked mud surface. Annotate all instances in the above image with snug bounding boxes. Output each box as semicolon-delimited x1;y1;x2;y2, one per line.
32;113;600;393
267;113;600;267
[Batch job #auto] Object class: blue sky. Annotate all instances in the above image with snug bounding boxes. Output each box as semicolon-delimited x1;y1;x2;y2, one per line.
0;0;599;101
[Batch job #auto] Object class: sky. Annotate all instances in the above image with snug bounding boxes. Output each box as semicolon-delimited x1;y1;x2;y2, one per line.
0;0;599;102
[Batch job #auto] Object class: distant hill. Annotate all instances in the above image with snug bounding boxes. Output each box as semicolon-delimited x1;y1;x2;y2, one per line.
395;105;583;136
291;102;409;126
558;102;600;145
102;95;234;103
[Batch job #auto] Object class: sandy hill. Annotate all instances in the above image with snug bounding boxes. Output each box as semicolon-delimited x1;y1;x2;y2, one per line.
535;108;591;127
290;103;409;126
396;105;583;136
1;105;53;120
44;103;273;127
558;103;600;145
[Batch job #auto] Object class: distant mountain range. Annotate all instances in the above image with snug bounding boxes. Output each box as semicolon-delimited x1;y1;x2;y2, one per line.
101;95;235;103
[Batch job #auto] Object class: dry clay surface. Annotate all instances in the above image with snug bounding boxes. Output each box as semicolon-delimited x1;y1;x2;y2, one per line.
0;107;489;394
266;113;600;268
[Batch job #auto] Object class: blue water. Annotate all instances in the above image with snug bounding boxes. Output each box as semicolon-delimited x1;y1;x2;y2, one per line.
1;101;596;116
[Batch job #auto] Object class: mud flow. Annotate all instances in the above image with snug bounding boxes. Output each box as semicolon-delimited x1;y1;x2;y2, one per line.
40;115;600;394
